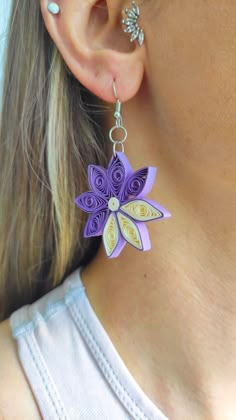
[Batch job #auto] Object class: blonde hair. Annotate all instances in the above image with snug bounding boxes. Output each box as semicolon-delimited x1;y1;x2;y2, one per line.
0;0;108;321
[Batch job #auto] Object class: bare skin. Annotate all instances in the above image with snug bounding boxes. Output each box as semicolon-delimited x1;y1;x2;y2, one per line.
1;1;236;419
81;1;236;418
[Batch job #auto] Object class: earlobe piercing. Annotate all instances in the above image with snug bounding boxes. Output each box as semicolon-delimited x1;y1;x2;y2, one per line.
121;0;145;46
47;2;60;15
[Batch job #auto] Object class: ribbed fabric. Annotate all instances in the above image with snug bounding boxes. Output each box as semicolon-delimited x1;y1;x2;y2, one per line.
9;267;169;420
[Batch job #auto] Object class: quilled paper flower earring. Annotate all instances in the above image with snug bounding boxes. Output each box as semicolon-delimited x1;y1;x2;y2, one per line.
75;81;171;259
121;0;144;46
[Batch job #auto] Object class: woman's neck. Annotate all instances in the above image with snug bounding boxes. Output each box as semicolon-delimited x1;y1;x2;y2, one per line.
81;93;236;419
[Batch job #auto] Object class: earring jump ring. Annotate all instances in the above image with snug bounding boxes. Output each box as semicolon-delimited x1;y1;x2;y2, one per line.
109;126;128;145
113;142;125;156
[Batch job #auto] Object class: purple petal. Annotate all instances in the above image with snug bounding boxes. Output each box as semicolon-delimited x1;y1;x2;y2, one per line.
88;165;111;200
108;155;126;197
75;192;107;213
120;166;157;202
84;209;109;238
108;152;133;197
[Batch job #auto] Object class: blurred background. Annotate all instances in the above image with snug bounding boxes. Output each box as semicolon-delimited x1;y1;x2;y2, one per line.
0;0;12;100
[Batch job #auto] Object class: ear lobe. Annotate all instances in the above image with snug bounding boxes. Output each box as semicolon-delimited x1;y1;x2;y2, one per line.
40;0;145;102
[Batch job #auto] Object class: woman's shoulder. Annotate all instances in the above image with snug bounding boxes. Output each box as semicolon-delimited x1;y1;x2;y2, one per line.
0;319;42;419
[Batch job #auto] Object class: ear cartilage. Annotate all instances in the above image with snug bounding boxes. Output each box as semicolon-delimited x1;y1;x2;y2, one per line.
47;2;60;15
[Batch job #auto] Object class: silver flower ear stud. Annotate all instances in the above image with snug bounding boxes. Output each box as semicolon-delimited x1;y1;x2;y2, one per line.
121;0;144;46
47;2;60;15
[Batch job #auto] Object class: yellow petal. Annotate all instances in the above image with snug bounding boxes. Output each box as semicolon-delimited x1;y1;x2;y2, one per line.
103;213;119;257
117;212;142;250
120;200;163;221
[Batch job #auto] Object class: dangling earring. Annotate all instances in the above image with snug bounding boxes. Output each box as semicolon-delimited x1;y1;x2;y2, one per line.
75;81;171;259
47;2;60;15
121;0;145;46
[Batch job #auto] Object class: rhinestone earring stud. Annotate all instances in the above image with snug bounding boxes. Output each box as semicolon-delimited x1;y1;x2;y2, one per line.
47;2;60;15
121;0;144;46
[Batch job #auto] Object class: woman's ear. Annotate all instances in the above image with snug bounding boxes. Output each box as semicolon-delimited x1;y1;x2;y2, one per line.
40;0;145;102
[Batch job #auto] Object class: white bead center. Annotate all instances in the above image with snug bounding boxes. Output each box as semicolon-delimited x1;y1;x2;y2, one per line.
108;197;120;212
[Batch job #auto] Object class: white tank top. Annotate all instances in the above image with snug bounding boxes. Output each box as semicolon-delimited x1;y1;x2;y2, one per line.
9;267;168;420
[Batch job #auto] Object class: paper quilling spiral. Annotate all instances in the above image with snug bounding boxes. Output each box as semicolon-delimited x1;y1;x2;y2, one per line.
75;152;171;258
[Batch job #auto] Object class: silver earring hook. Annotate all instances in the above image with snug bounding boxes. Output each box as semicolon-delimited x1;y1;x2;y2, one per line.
112;80;119;101
109;80;127;155
112;80;121;121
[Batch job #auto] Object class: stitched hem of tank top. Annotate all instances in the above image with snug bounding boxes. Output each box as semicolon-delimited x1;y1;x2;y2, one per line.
12;286;85;338
68;302;151;420
24;330;69;420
